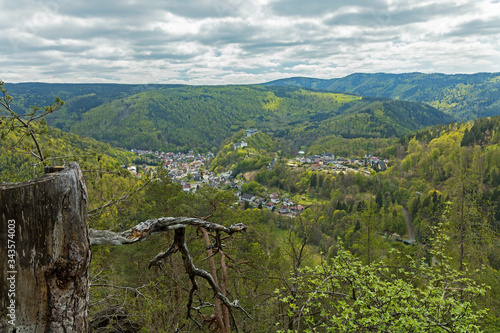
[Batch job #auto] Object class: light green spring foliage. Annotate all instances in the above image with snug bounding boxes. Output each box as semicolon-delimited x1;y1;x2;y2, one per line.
278;230;488;332
0;81;134;182
0;125;134;181
267;72;500;121
210;130;278;173
4;84;447;152
307;135;394;157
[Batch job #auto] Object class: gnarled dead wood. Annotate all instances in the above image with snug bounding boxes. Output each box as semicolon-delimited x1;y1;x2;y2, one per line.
0;162;90;332
89;217;248;246
89;217;251;331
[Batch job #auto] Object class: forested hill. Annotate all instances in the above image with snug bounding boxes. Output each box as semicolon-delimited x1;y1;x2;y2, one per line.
5;83;452;151
0;125;134;182
263;72;500;121
4;82;184;113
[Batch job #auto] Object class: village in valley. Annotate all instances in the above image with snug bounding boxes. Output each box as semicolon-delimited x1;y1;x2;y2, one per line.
126;130;389;217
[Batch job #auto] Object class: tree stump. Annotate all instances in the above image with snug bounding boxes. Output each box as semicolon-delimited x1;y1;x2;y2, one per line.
0;162;90;332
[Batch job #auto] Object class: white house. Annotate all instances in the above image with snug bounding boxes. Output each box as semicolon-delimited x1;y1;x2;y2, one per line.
246;129;258;137
241;193;255;202
234;141;248;150
127;165;137;175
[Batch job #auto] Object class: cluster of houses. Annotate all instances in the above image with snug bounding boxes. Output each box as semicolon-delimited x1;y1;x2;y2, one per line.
179;170;239;193
127;148;306;217
293;152;388;173
238;191;306;217
126;140;388;217
127;148;244;193
127;149;214;178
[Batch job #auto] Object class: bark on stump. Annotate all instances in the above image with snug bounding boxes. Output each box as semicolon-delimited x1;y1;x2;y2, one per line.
0;163;90;332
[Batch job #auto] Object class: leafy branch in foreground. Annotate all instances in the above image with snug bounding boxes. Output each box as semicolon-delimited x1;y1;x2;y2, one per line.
278;227;489;332
0;80;65;162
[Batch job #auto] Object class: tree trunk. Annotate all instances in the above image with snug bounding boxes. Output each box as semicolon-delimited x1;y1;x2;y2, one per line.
0;163;90;332
200;227;227;333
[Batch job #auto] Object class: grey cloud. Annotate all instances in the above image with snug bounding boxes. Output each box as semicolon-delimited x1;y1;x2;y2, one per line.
44;63;129;75
22;44;90;55
32;24;125;42
130;34;192;48
197;21;260;46
324;2;475;27
131;51;202;61
239;41;307;55
0;57;55;68
59;0;165;19
1;0;500;84
288;47;343;61
447;18;500;37
61;0;249;19
270;0;386;17
160;0;248;18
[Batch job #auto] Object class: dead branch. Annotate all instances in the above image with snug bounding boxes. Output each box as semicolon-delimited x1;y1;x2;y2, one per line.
1;82;64;163
90;217;250;330
89;217;248;246
174;228;253;329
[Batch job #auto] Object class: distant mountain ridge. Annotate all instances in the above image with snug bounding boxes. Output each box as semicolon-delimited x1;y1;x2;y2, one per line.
263;72;500;121
4;83;452;151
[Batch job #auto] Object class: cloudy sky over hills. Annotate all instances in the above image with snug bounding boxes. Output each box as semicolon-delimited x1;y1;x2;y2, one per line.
1;0;500;84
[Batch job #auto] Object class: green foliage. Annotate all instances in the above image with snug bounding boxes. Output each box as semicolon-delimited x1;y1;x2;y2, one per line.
0;80;65;164
265;72;500;121
210;131;277;174
89;180;292;332
278;237;488;332
462;116;500;147
3;80;499;332
6;83;451;152
0;81;133;182
0;125;134;182
307;135;393;157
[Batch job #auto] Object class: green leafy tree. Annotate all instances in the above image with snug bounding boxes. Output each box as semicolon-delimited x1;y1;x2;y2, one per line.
279;233;488;332
310;173;317;188
0;80;64;163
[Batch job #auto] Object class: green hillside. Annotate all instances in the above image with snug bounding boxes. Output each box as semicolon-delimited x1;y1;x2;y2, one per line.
0;125;134;182
4;83;453;152
283;98;450;149
210;130;279;173
264;72;500;121
2;82;500;332
4;82;184;115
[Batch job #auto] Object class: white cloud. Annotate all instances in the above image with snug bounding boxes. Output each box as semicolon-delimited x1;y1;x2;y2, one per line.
0;0;499;84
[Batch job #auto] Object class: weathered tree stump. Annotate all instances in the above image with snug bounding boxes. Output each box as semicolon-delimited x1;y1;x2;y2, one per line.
0;163;90;332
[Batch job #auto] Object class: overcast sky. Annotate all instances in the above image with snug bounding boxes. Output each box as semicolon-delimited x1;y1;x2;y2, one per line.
1;0;500;84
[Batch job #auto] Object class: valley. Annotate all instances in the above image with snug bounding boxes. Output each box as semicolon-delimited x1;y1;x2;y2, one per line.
2;78;500;332
5;83;452;152
3;0;500;330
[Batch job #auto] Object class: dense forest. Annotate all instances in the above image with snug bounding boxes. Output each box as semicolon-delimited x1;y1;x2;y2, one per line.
75;117;500;331
1;80;500;332
210;130;279;174
0;118;133;182
264;72;500;121
5;83;452;152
